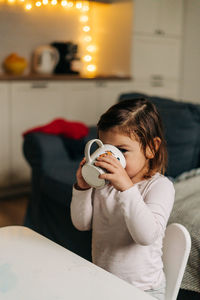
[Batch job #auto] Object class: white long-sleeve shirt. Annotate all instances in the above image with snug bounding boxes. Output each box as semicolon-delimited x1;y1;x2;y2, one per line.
70;172;175;290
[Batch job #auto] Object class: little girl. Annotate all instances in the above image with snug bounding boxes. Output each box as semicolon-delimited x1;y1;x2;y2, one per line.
70;98;175;300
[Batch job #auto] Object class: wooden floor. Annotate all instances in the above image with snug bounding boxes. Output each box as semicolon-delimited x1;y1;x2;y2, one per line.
0;196;28;227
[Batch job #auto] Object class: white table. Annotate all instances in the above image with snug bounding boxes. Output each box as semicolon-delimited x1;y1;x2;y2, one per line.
0;226;154;299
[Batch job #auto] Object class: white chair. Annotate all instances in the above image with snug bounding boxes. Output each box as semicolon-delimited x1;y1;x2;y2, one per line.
162;223;191;300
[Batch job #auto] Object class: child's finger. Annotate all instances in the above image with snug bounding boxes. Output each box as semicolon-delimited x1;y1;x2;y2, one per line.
80;157;86;167
96;155;122;168
95;160;116;173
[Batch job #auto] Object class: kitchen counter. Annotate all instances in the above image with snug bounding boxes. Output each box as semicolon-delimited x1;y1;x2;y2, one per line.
0;73;132;81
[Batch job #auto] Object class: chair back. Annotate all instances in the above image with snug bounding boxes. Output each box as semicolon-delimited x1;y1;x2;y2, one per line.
162;223;191;300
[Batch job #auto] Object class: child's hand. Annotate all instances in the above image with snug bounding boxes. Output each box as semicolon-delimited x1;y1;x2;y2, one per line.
95;155;133;192
75;158;91;190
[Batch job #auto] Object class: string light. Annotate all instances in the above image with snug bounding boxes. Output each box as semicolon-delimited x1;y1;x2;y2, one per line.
25;3;32;9
82;4;89;11
86;45;96;52
76;1;82;9
83;55;92;62
87;64;96;72
51;0;57;5
68;1;73;7
61;0;67;7
80;1;97;77
4;0;98;77
83;35;92;42
80;15;88;22
83;25;90;32
35;1;41;6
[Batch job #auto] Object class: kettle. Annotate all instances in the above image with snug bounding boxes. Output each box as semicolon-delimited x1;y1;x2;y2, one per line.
33;45;59;74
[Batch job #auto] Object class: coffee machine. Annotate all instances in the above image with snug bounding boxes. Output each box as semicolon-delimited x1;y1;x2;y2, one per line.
51;41;79;74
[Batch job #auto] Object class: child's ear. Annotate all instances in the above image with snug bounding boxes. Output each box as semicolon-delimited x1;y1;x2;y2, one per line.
146;137;161;159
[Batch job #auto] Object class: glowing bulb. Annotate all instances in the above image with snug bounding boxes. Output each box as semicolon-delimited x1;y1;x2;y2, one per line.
86;45;96;52
82;5;89;11
43;0;48;4
84;35;92;42
61;0;67;6
76;2;82;9
51;0;57;5
25;3;32;9
87;65;96;72
80;15;88;22
8;0;15;3
83;26;90;32
83;55;92;62
36;1;42;6
68;1;73;7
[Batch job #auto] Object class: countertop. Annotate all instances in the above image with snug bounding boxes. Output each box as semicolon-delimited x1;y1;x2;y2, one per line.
0;73;132;81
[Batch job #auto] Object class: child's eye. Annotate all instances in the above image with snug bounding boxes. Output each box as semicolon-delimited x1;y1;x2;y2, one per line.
118;148;127;153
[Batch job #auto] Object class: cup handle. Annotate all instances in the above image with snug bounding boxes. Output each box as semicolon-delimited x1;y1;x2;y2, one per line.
84;139;104;163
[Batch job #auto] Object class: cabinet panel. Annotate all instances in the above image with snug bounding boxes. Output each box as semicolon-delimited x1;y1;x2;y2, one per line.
132;79;180;99
132;36;181;80
0;83;11;187
133;0;159;35
158;0;183;36
134;0;183;37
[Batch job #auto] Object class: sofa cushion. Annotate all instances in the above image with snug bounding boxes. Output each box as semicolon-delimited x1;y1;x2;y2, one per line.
40;127;98;204
62;126;97;159
119;93;200;178
41;160;80;206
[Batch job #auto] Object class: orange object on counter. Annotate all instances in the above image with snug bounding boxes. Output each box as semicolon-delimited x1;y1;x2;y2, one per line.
3;53;27;75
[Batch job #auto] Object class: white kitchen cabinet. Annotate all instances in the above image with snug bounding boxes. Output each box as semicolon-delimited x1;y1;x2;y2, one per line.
132;36;181;80
10;81;98;185
133;0;183;37
0;83;11;188
131;0;183;99
132;79;180;99
131;35;181;98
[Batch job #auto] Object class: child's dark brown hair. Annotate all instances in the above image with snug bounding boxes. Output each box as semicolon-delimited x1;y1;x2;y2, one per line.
97;98;167;178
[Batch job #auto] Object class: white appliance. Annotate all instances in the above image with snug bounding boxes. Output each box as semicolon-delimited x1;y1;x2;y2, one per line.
33;45;59;74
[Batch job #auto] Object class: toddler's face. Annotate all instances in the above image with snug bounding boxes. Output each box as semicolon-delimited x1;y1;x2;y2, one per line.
99;127;149;183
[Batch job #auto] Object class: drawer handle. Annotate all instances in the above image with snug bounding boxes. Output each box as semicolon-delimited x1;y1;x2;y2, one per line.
151;75;164;80
31;82;48;89
155;29;165;35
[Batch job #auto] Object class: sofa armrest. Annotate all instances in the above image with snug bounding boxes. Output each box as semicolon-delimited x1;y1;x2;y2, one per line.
23;132;71;168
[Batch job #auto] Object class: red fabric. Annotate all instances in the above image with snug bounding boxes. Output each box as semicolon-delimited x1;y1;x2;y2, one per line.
22;118;89;140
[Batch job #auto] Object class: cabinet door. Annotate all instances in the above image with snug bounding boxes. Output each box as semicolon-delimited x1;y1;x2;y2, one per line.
0;83;11;188
132;36;181;81
134;0;183;37
158;0;183;36
11;81;64;185
133;0;160;35
10;81;98;185
132;79;180;99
